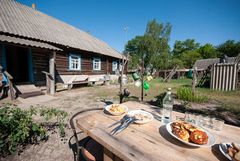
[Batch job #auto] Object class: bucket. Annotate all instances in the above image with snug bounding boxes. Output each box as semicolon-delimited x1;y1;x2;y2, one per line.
134;80;141;87
132;73;140;81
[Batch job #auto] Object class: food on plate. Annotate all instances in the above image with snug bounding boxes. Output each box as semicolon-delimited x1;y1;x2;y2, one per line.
109;104;125;113
134;113;152;122
171;121;208;145
172;128;190;142
227;142;240;161
189;130;208;145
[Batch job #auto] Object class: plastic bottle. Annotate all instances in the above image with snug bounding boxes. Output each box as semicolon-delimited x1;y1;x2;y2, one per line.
161;88;173;124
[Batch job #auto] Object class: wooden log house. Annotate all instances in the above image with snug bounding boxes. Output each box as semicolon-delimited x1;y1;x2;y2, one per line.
0;0;125;97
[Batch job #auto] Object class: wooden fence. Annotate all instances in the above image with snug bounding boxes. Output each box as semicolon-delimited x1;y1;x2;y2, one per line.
210;63;239;91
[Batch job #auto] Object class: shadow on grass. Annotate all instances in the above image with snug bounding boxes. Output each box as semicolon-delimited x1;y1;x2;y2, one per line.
123;96;140;102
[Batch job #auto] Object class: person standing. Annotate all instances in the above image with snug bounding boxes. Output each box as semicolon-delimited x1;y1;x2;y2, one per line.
0;66;9;99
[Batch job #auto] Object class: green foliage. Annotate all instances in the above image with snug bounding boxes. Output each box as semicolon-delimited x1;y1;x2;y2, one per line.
125;19;172;70
170;58;184;69
0;104;68;155
197;43;218;59
177;87;208;103
0;104;45;155
172;39;200;58
217;40;240;57
38;107;68;137
181;50;202;68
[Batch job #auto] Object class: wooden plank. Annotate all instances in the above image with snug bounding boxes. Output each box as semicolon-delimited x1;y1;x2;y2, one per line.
210;64;215;89
233;64;237;90
104;148;114;161
49;51;55;94
226;65;229;91
222;65;226;91
229;65;233;90
215;64;219;90
219;65;222;90
76;101;240;161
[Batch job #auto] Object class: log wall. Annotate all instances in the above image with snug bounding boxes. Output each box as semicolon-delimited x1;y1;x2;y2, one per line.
32;48;49;83
0;43;123;85
55;50;120;75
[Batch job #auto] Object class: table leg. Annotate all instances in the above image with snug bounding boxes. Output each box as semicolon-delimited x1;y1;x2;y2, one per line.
103;148;122;161
104;148;114;161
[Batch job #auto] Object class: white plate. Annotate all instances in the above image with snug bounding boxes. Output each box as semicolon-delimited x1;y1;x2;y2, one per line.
219;143;240;160
127;110;154;124
166;122;215;147
105;104;128;116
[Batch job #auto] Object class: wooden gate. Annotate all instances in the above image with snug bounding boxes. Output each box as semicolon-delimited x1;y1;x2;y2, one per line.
210;63;239;91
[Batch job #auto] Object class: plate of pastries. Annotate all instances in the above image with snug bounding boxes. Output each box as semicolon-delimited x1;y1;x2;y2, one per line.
105;104;128;115
166;121;215;147
219;142;240;161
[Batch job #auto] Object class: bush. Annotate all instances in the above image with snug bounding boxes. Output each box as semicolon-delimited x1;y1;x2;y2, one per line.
177;87;208;103
0;104;68;156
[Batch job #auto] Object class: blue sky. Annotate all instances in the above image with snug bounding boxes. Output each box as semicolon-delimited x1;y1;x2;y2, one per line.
18;0;240;52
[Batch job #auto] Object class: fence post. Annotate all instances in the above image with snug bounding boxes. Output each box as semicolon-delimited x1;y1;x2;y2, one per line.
192;67;197;96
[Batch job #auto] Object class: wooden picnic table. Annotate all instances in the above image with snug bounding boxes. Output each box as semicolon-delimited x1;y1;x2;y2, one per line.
76;101;240;161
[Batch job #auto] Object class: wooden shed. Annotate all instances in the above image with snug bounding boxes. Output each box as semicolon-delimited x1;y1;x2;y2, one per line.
0;0;125;98
210;63;239;91
193;57;240;90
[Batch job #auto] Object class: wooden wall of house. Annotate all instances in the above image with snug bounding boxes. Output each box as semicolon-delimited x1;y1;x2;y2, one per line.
55;49;121;75
32;48;49;84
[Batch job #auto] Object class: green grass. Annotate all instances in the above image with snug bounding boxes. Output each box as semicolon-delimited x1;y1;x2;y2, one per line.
88;77;240;120
177;87;208;103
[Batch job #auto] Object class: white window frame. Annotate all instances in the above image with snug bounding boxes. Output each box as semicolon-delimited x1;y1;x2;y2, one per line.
93;58;101;71
69;53;81;71
112;61;118;72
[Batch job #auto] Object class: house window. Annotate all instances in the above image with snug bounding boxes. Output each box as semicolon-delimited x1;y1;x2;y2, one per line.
112;61;118;71
93;58;101;71
69;54;81;70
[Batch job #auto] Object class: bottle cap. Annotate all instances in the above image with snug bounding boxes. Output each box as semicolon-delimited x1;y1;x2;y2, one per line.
167;87;171;91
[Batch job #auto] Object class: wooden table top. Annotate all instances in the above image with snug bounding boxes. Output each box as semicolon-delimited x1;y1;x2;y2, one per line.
76;101;240;161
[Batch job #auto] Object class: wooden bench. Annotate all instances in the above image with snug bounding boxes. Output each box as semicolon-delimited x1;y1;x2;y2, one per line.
67;78;89;90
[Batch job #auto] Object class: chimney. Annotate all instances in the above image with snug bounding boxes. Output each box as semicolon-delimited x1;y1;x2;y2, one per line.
32;3;36;10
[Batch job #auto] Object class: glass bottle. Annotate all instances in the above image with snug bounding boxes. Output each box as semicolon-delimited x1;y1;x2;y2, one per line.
161;88;173;124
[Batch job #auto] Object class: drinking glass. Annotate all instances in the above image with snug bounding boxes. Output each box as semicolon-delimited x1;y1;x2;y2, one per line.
184;112;191;123
212;118;224;131
175;115;184;121
197;115;204;127
203;116;215;128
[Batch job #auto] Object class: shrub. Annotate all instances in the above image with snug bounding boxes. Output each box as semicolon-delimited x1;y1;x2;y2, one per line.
0;104;68;156
177;87;208;103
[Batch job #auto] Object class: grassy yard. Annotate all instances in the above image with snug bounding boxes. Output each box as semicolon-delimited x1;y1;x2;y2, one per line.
94;78;240;111
94;78;240;124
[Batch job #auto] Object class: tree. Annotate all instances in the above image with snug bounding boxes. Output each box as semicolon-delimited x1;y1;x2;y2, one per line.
181;50;202;68
172;39;200;59
217;40;240;57
125;36;144;69
197;43;218;59
125;19;172;70
172;39;201;68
